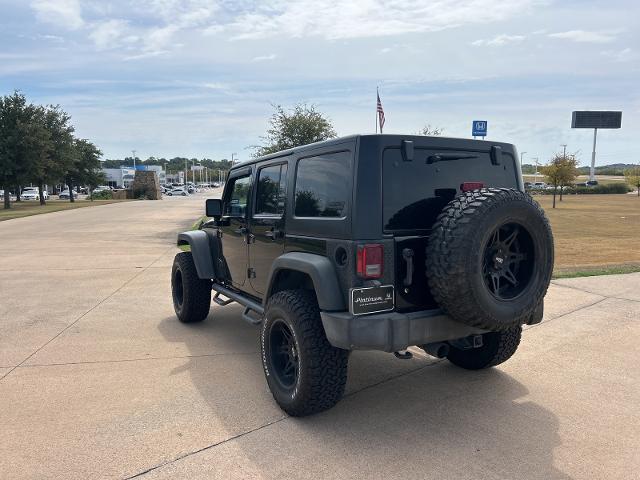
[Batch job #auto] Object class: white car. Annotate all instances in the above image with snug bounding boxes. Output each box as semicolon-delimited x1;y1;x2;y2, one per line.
530;182;547;190
21;190;41;201
22;187;50;200
166;187;189;196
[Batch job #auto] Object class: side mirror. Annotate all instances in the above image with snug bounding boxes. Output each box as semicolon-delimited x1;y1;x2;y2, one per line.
206;198;222;217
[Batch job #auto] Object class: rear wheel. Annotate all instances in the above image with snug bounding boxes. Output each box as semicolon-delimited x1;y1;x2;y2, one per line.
261;290;349;416
171;252;211;323
447;327;522;370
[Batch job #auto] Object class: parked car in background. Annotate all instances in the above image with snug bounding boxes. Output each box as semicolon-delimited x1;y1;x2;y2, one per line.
1;190;17;201
576;180;599;187
58;189;78;199
21;190;40;201
212;182;221;188
530;182;547;190
166;187;188;196
22;187;49;200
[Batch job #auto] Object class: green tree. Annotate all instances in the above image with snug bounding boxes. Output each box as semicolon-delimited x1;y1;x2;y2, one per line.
65;138;103;202
624;165;640;197
24;105;57;205
254;103;337;157
43;105;76;201
541;153;579;208
0;91;33;209
416;125;444;136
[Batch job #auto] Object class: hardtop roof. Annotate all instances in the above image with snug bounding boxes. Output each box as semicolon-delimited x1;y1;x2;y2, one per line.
231;134;515;170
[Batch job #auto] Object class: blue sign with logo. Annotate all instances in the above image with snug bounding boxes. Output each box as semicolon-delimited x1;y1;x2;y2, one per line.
472;120;487;137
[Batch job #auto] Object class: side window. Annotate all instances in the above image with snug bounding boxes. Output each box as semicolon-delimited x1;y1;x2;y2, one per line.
255;163;288;216
223;175;251;217
294;151;351;218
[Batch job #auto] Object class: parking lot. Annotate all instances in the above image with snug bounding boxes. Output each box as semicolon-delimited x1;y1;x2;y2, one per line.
1;193;638;480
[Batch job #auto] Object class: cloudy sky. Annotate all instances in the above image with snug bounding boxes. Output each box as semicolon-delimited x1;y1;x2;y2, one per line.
1;0;638;165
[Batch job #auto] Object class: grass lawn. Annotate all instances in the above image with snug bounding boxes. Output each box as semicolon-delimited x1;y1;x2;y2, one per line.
0;199;130;222
534;194;640;277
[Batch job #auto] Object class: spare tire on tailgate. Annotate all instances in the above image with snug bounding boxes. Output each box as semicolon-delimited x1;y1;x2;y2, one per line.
426;188;553;331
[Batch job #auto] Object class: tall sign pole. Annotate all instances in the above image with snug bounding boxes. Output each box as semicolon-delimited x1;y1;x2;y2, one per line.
590;128;598;182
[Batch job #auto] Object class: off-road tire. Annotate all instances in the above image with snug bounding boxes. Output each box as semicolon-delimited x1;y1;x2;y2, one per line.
426;188;553;330
171;252;211;323
447;327;522;370
261;290;349;417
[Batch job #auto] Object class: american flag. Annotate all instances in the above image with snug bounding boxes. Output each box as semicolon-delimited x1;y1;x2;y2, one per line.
377;89;385;133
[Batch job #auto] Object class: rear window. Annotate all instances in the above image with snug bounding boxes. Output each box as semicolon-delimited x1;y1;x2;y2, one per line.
383;147;515;232
294;151;351;218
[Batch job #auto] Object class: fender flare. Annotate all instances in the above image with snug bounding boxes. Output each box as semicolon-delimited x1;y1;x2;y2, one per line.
265;252;345;311
177;230;217;279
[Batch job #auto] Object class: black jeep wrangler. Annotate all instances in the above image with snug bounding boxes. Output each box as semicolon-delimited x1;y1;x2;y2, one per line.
171;134;554;416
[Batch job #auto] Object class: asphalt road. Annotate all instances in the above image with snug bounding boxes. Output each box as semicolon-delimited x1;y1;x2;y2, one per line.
1;194;638;479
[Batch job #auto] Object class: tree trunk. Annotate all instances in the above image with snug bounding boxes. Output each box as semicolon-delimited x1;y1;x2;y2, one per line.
38;182;46;206
559;185;564;201
2;184;10;209
15;184;21;202
67;177;75;203
637;183;639;197
552;186;557;208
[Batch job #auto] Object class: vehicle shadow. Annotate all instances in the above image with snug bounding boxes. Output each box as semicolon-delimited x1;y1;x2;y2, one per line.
158;306;570;479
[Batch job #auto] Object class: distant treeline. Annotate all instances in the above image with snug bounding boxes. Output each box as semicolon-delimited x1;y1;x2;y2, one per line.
522;163;636;176
102;157;233;172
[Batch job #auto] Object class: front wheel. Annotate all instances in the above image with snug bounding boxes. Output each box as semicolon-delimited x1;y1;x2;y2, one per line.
446;327;522;370
261;290;349;416
171;252;211;323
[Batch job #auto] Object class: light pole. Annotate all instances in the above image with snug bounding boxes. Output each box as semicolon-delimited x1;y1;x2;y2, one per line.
132;150;137;170
560;144;567;157
231;153;238;165
532;157;540;178
520;151;526;166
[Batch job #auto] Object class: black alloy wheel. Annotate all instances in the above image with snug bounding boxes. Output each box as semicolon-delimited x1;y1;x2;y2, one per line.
267;319;300;391
482;222;535;300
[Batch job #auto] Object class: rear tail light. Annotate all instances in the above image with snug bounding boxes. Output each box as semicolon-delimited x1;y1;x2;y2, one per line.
357;244;383;279
461;182;484;192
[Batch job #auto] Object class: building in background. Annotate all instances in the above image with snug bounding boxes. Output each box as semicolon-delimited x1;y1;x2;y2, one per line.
102;165;166;188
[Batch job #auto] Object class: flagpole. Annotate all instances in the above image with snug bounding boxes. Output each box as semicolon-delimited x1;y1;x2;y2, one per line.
375;87;378;134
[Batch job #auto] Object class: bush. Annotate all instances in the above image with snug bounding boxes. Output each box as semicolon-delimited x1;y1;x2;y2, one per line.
527;183;631;195
90;189;113;200
574;183;631;194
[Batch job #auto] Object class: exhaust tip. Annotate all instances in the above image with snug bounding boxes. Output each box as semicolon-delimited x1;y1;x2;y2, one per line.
423;342;450;359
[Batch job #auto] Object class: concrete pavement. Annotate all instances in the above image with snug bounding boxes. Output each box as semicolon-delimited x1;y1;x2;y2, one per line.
1;195;638;479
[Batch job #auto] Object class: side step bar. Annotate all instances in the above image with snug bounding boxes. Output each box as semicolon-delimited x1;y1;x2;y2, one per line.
211;284;264;325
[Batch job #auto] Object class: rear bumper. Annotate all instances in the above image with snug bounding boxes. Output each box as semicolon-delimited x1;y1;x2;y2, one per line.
320;308;487;352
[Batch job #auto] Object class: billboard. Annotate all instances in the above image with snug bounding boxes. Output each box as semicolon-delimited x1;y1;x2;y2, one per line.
571;111;622;129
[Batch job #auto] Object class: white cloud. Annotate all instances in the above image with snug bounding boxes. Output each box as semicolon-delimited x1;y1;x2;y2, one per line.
548;30;617;44
89;19;129;50
31;0;84;30
252;53;277;62
205;0;541;40
472;34;525;46
601;48;638;63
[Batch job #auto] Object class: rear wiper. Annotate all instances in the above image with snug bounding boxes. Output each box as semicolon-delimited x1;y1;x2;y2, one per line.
426;153;478;164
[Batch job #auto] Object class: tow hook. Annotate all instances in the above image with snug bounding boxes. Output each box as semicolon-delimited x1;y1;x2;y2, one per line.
393;350;413;360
